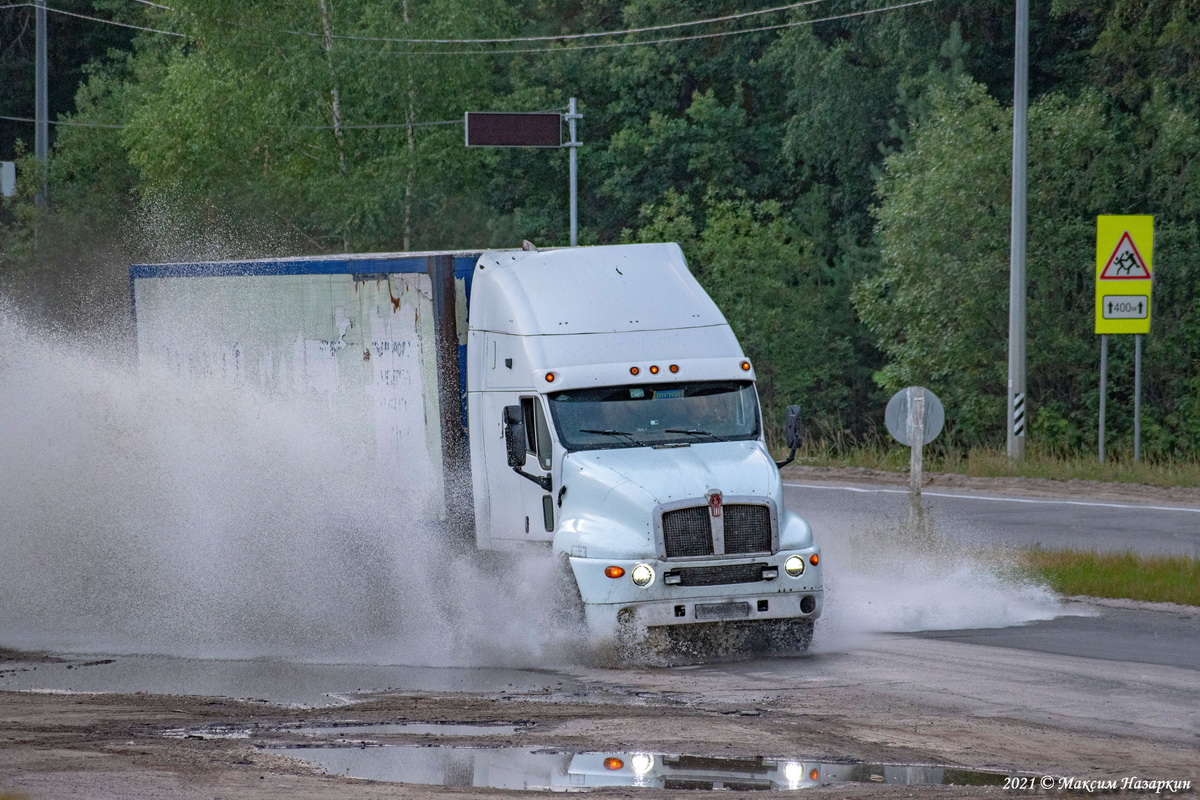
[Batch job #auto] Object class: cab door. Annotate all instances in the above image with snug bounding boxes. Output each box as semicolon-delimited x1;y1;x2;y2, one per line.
479;391;556;545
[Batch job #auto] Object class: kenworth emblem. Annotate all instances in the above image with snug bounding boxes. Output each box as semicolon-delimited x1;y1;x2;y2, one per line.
707;490;723;518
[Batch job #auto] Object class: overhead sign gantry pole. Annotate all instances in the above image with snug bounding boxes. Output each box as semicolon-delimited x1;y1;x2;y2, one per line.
465;99;582;246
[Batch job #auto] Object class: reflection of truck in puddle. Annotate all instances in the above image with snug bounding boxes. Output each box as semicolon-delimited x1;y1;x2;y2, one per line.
565;753;959;790
267;743;988;791
130;243;821;650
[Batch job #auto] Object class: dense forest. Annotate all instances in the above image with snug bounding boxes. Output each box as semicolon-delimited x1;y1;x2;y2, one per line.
2;0;1198;457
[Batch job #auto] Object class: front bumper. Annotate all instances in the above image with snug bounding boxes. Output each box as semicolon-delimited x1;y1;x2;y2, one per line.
568;550;822;640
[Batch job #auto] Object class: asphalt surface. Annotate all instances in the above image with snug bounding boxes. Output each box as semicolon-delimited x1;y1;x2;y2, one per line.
910;602;1200;671
785;481;1200;556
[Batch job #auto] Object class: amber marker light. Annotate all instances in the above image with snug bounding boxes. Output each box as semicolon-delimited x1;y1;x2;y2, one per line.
809;554;820;566
544;372;556;382
603;758;625;771
740;360;752;371
630;366;640;376
604;566;626;579
669;364;679;373
810;769;820;782
649;365;660;375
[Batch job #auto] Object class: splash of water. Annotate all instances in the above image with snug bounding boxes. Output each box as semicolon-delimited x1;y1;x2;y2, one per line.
812;504;1066;652
0;305;576;667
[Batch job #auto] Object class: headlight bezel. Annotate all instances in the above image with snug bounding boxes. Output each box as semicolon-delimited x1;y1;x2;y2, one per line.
631;562;655;587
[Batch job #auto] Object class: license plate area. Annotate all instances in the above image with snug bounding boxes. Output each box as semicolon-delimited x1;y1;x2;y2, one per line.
694;602;751;621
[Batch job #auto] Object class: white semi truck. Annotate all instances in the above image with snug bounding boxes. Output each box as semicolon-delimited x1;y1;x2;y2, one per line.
130;243;822;651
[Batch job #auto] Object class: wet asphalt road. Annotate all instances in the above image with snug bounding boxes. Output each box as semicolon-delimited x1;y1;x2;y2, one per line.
909;602;1200;672
2;480;1196;712
785;481;1200;556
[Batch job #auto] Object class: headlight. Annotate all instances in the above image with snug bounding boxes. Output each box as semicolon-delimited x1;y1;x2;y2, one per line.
631;563;655;587
631;753;655;777
784;555;805;577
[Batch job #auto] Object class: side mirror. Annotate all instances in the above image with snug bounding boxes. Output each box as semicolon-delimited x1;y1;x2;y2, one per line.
785;405;804;450
503;405;526;468
776;404;803;469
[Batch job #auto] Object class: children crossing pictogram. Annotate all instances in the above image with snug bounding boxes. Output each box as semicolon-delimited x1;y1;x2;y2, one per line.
1099;231;1151;279
1094;215;1152;336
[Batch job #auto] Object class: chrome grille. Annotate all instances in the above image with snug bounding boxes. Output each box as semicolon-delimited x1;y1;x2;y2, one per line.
662;506;713;558
660;502;774;559
722;504;773;554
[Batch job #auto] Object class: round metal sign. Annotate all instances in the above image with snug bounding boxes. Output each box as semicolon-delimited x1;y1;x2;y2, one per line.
885;386;945;446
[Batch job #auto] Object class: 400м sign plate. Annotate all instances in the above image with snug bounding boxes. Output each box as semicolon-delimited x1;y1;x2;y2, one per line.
1094;215;1154;335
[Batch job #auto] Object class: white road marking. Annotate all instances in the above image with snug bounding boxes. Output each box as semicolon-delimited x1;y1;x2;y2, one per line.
783;483;1200;514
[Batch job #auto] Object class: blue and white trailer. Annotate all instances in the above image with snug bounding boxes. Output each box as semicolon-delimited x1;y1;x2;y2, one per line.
130;243;823;650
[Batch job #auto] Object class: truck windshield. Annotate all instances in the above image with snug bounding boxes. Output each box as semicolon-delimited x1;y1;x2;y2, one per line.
547;381;760;451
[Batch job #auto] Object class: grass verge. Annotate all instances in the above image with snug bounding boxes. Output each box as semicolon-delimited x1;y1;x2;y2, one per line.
801;441;1200;490
1021;549;1200;607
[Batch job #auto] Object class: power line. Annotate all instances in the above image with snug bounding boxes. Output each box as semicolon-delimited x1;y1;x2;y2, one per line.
19;0;836;47
214;0;937;57
370;0;939;57
248;0;840;46
1;0;933;55
1;114;123;128
2;107;566;132
0;112;458;131
43;4;186;36
283;118;462;131
2;2;187;36
4;0;931;53
282;104;566;131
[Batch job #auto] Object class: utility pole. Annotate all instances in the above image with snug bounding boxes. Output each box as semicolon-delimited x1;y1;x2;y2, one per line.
566;97;581;247
1006;0;1029;461
35;0;49;207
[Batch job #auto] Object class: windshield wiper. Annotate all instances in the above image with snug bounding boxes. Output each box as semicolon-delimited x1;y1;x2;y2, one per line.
665;428;729;442
579;428;646;446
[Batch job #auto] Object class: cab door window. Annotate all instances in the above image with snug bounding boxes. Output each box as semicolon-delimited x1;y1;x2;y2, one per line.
520;397;553;471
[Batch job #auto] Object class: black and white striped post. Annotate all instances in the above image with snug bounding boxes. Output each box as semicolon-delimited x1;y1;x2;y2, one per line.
1012;391;1026;439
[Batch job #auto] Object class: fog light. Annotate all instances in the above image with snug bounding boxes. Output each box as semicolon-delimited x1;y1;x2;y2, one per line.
631;753;654;776
784;555;805;577
631;563;655;587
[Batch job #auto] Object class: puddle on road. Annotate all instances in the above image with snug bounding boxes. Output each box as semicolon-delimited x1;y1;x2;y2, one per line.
264;744;1010;791
0;653;579;707
165;722;529;741
291;722;528;738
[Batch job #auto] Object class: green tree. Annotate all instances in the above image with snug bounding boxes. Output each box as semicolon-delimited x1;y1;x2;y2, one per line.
53;0;518;252
859;76;1200;454
632;191;853;444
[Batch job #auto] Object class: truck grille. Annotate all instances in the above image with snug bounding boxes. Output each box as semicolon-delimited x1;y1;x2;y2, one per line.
661;503;773;558
663;563;767;587
661;506;714;557
722;504;772;554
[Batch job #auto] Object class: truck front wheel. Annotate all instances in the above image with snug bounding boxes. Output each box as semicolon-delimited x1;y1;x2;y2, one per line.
761;617;814;654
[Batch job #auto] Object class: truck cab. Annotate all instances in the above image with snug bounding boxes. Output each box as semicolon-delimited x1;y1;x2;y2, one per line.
466;243;822;646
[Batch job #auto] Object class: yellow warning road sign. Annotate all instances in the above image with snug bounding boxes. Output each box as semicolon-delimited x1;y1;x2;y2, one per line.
1095;215;1153;334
